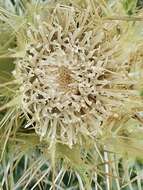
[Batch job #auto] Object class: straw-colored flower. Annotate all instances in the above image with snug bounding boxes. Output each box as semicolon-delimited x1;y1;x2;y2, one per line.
14;1;142;148
0;1;143;189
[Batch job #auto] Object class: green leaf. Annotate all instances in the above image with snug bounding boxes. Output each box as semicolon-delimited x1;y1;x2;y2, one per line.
0;58;15;74
122;0;138;15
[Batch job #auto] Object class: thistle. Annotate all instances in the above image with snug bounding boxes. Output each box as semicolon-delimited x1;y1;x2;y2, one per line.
0;0;143;189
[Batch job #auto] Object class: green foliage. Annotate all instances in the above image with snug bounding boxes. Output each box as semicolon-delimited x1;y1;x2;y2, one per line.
122;0;138;14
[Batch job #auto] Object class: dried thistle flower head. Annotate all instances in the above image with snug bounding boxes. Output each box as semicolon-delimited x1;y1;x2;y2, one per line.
15;0;142;146
1;1;143;189
13;0;143;147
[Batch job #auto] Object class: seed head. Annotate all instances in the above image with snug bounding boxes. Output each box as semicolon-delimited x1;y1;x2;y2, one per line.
14;1;142;147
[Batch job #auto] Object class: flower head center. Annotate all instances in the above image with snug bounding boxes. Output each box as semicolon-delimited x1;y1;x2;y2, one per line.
58;66;74;92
